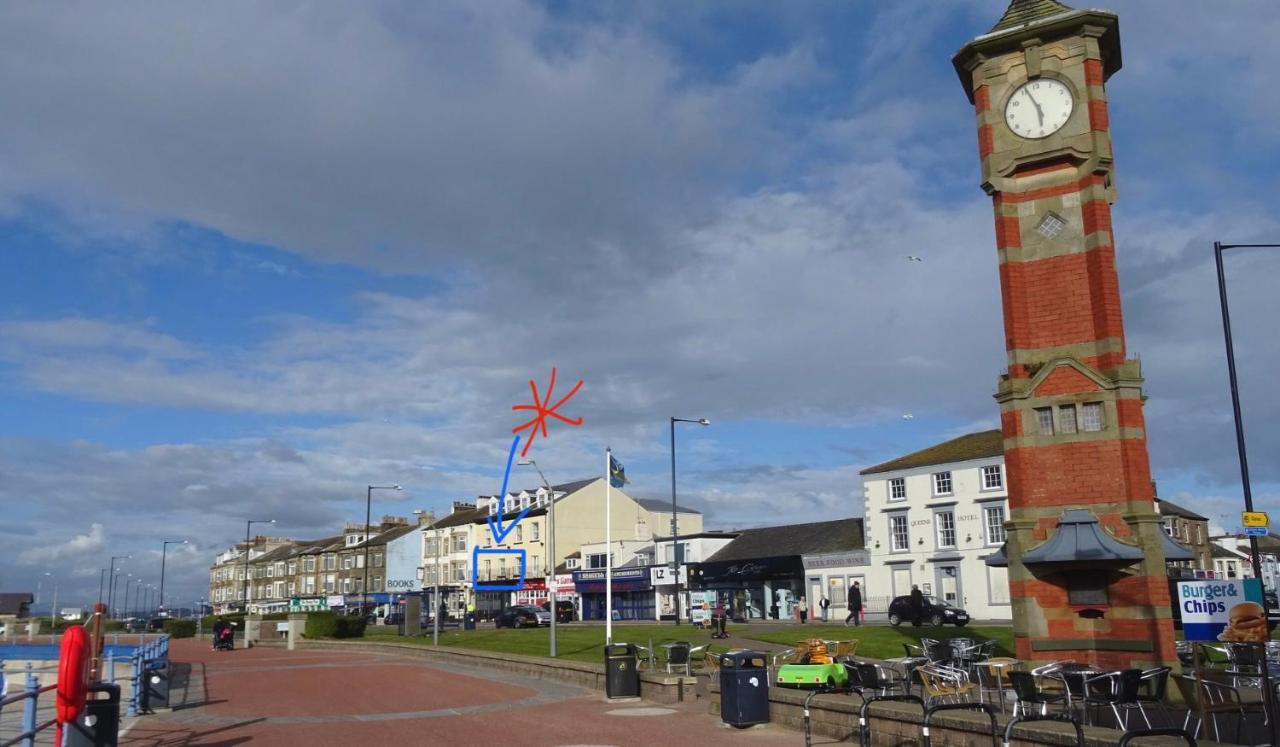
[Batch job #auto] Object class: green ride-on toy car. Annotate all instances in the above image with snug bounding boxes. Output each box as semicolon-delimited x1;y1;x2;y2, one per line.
773;639;856;690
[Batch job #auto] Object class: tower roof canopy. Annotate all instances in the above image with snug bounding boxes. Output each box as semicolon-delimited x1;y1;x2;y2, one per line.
990;0;1075;33
1021;509;1144;565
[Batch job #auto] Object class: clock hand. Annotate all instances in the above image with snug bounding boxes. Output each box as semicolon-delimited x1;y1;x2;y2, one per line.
1025;90;1044;126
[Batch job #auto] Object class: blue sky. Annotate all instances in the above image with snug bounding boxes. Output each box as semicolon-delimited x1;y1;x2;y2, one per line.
1;0;1278;608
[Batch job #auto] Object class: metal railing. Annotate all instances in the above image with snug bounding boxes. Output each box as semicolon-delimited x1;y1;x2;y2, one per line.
0;633;170;745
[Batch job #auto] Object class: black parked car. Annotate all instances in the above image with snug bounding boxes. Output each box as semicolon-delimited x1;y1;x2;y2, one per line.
494;605;551;628
145;617;168;632
887;595;970;627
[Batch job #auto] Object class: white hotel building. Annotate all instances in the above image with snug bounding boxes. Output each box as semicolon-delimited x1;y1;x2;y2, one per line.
860;430;1012;622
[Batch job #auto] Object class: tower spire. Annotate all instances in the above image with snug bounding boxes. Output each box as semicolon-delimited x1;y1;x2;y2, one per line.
990;0;1074;33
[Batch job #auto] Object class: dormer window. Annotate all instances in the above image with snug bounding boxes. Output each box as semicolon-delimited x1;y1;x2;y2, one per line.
488;499;498;515
521;494;530;510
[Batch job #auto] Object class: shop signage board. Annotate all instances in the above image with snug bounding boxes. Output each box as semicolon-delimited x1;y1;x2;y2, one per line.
1176;579;1265;642
650;565;688;585
289;596;327;612
689;590;714;627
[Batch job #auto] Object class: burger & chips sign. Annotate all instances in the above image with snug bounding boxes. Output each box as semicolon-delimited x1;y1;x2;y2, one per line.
1177;579;1266;642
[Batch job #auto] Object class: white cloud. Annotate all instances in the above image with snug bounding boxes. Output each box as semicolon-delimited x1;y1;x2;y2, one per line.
18;523;105;565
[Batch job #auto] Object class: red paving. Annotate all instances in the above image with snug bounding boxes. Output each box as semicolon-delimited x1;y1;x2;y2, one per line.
122;640;802;746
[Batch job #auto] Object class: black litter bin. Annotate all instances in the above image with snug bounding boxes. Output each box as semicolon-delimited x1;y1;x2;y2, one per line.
141;660;170;711
604;643;640;698
463;612;476;631
65;682;120;747
719;650;769;727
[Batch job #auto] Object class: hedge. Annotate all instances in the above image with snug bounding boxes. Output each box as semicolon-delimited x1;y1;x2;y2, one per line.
163;619;197;638
304;611;366;639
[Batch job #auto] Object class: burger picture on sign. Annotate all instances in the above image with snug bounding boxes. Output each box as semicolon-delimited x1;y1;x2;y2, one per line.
1220;601;1268;643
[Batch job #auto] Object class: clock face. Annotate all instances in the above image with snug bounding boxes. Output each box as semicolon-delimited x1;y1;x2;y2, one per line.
1004;78;1074;139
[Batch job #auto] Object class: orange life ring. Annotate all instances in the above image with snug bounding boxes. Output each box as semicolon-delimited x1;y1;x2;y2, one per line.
55;625;90;743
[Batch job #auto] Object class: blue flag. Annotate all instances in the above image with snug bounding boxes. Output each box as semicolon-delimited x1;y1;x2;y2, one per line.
609;453;628;488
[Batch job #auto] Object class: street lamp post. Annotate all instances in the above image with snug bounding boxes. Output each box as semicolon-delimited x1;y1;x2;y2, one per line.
431;519;442;646
99;569;108;606
107;555;130;619
670;417;710;625
47;574;58;625
519;458;557;658
243;519;276;613
1214;240;1280;744
159;539;188;615
363;485;402;615
124;576;137;619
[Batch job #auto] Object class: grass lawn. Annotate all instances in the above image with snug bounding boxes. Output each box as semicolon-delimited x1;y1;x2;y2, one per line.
358;622;1014;664
738;624;1014;660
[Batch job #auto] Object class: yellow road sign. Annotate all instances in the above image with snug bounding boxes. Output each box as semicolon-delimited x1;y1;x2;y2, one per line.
1242;511;1269;528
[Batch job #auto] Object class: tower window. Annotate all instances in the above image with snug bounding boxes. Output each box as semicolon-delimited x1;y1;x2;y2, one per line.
1036;407;1055;435
1059;405;1078;434
1036;212;1068;239
1081;402;1104;432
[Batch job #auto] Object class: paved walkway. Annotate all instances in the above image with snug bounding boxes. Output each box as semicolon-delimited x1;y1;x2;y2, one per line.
122;640;800;746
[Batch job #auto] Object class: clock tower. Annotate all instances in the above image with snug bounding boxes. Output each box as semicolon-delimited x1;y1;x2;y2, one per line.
954;1;1180;669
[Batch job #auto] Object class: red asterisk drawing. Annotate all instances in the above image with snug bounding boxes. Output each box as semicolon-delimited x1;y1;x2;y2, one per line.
511;368;584;458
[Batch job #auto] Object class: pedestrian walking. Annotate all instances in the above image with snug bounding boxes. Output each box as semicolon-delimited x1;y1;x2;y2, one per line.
910;584;924;627
819;596;830;622
798;596;808;624
845;582;863;626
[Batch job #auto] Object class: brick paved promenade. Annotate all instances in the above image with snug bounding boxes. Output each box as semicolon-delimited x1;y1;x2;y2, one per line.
122;639;801;746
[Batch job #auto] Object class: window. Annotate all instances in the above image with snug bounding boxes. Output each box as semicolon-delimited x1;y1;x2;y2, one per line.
515;525;523;543
932;471;953;496
287;561;296;575
1163;519;1176;537
452;534;466;553
374;553;383;568
356;555;365;569
1058;404;1078;434
1193;525;1202;544
373;576;382;591
588;553;609;569
498;560;508;578
266;565;274;578
981;465;1003;490
304;557;315;572
1036;407;1055;435
936;511;956;549
532;523;540;542
342;578;351;593
889;478;906;501
890;515;910;552
342;556;353;570
566;557;579;569
452;563;465;582
984;506;1007;545
426;539;438;556
1036;212;1067;239
530;555;540;573
1081;402;1104;432
304;577;316;594
275;562;285;576
325;555;336;571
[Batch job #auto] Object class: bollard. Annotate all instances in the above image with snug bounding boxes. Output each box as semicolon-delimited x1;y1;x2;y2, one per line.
128;651;141;717
22;663;37;747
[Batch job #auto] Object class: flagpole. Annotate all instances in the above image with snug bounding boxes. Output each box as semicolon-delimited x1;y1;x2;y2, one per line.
605;447;613;645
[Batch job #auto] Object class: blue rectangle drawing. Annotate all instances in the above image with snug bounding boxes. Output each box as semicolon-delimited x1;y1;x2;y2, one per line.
472;547;527;591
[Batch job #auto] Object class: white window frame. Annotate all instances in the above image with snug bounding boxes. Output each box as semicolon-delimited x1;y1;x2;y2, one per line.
1058;404;1078;434
932;471;953;497
1081;402;1104;432
889;514;910;553
935;511;956;549
984;505;1007;546
1036;407;1055;435
981;465;1003;491
888;478;906;502
532;522;540;542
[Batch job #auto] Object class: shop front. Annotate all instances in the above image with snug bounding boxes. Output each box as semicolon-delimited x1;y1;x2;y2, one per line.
691;556;805;621
801;550;871;623
574;567;655;621
513;577;548;607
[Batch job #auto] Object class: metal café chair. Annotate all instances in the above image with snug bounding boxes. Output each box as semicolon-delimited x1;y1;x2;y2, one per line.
918;664;977;707
1174;673;1261;743
976;658;1018;713
664;641;707;675
1009;670;1068;717
854;662;907;697
1137;666;1173;726
1085;669;1151;730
